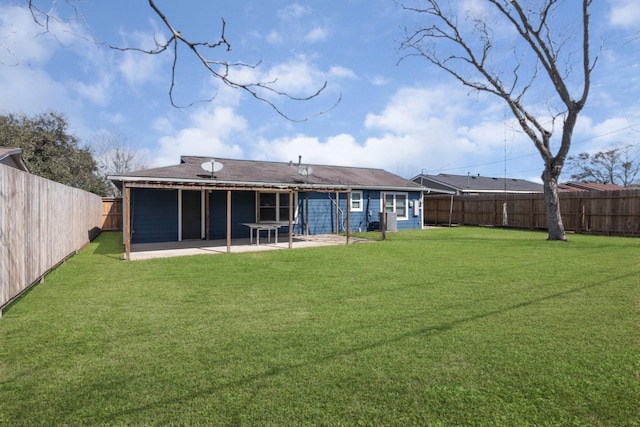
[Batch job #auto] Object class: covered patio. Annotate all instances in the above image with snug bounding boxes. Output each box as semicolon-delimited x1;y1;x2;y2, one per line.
109;156;425;260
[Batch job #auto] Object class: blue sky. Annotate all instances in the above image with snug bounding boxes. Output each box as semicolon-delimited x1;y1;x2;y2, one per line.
1;0;639;182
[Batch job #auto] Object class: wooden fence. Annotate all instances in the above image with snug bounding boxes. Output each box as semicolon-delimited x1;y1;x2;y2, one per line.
0;164;103;314
424;190;640;237
102;197;123;231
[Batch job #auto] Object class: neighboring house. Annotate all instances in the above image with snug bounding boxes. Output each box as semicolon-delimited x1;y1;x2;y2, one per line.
0;147;29;172
559;181;627;192
412;173;543;195
109;156;425;247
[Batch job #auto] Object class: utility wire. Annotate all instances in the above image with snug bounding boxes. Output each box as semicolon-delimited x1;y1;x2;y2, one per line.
434;120;640;175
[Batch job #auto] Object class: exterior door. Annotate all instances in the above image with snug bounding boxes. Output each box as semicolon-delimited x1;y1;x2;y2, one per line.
182;190;201;240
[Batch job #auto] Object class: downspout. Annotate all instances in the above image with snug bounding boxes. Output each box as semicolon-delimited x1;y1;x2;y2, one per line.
365;193;371;230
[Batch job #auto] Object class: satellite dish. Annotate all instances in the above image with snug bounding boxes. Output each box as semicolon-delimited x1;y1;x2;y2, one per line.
201;160;224;174
298;166;313;176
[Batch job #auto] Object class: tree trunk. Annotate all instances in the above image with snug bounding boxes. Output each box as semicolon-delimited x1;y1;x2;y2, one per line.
541;164;567;241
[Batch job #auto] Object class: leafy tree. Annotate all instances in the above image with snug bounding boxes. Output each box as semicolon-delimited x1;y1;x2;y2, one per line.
399;0;595;240
0;111;109;195
566;145;640;187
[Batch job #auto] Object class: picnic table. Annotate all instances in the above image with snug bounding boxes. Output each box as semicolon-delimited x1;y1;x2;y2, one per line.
242;222;288;245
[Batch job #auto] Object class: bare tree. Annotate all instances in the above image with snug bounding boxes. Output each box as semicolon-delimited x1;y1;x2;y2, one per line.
92;128;149;197
24;0;339;121
567;145;640;187
399;0;595;240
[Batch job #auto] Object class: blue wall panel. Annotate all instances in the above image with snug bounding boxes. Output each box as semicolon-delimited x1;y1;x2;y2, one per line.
209;191;256;239
296;190;422;235
132;188;422;244
131;188;178;243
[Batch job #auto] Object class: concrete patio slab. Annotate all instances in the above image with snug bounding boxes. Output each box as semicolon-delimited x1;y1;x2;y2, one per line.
129;234;371;261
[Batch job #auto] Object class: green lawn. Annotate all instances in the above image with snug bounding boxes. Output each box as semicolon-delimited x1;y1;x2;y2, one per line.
1;228;638;426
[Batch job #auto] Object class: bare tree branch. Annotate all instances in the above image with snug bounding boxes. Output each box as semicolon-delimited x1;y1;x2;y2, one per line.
399;0;595;240
108;0;338;121
567;145;640;187
25;0;339;121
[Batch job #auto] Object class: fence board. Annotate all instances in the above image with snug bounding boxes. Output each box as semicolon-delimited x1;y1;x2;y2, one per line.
424;190;640;237
102;197;123;231
0;164;102;313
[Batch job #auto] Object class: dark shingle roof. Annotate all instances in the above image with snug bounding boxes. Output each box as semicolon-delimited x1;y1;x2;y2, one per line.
111;156;424;191
413;173;543;193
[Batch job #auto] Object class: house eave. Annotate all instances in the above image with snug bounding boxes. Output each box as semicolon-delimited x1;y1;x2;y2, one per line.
460;189;543;194
0;148;30;173
109;175;425;193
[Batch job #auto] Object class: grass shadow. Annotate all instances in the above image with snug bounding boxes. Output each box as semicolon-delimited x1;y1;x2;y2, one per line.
91;231;124;259
98;270;639;424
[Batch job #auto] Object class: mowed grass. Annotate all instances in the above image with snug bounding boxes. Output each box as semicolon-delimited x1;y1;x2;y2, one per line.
0;228;638;426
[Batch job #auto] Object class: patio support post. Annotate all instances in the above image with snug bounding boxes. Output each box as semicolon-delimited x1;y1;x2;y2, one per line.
381;192;387;241
335;191;339;235
178;189;182;242
206;190;211;240
289;190;293;249
201;190;206;239
124;185;131;260
346;191;351;244
305;193;309;236
226;190;231;253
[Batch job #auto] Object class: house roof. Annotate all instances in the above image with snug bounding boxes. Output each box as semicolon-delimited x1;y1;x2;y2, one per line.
412;173;543;194
559;181;627;192
110;156;425;192
0;147;29;172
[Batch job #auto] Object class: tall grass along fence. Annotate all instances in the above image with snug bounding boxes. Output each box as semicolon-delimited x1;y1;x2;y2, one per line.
424;189;640;236
0;163;102;315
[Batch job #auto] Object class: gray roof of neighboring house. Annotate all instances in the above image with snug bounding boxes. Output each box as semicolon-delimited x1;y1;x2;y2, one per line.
110;156;425;192
413;173;543;194
0;147;29;172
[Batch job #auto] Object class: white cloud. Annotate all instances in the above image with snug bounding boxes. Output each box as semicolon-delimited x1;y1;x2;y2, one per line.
152;105;248;166
608;0;640;28
251;85;531;177
0;66;76;114
74;76;112;107
328;66;357;80
0;5;81;66
573;115;639;153
369;75;391;86
277;3;311;20
0;5;119;114
115;29;168;86
254;132;425;172
266;30;283;44
304;27;329;43
242;55;348;97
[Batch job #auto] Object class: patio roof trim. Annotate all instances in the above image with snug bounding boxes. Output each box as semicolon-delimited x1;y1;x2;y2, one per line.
111;175;425;193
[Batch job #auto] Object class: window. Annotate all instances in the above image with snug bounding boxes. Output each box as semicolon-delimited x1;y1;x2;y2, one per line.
258;192;297;222
259;193;277;221
382;192;408;220
350;191;363;212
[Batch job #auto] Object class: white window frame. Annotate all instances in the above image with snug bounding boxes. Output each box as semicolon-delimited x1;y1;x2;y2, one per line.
381;192;409;220
257;191;298;222
350;190;363;212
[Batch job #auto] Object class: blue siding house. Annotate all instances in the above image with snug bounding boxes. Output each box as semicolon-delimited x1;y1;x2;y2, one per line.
110;156;425;257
